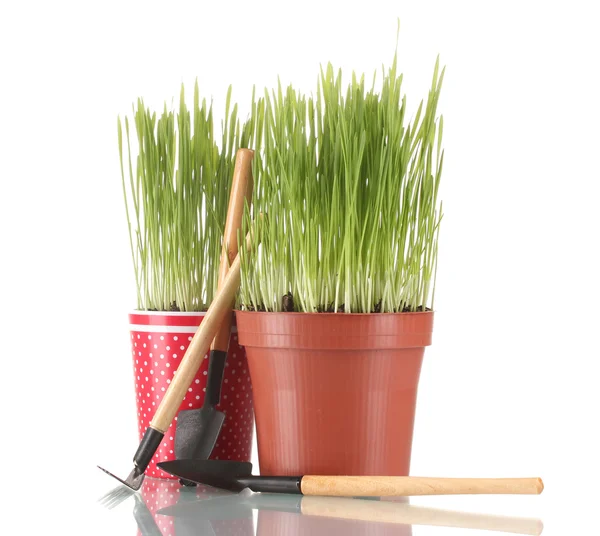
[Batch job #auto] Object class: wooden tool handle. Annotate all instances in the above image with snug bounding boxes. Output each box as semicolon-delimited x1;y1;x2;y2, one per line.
212;148;254;352
300;476;544;497
150;235;251;433
301;497;544;535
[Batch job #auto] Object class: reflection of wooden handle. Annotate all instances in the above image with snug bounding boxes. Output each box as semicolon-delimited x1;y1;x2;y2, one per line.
211;148;254;352
150;233;253;433
301;497;544;535
300;476;544;497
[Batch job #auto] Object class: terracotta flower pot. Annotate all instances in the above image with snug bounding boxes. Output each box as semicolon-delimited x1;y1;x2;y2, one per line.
235;311;433;476
129;311;254;479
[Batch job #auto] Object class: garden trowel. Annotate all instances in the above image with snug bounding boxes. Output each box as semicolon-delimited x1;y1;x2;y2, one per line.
174;148;254;470
158;459;544;497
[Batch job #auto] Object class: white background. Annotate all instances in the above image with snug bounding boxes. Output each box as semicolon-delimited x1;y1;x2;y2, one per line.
1;1;598;534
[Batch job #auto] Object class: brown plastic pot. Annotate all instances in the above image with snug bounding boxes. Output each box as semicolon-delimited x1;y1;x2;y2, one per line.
235;311;433;476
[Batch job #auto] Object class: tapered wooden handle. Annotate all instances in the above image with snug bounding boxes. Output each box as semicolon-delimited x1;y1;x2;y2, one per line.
301;497;543;535
150;232;253;433
300;476;544;497
212;148;254;352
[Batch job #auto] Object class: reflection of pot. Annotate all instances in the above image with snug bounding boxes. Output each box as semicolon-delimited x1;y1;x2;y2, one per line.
134;479;253;536
236;311;433;476
157;492;543;536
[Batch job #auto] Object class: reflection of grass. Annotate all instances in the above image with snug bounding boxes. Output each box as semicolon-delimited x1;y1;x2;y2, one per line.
240;49;445;313
119;84;251;311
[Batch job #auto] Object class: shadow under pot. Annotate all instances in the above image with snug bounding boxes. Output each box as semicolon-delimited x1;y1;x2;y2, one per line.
234;311;433;476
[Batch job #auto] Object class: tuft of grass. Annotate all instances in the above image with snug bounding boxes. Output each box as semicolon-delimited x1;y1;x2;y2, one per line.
119;82;252;311
240;50;445;313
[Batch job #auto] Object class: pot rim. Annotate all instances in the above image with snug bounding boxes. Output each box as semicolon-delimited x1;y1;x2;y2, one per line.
234;309;433;350
234;310;433;317
130;310;208;316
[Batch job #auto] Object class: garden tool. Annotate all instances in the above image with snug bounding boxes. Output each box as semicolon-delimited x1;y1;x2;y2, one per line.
158;459;544;497
174;148;254;469
98;225;256;491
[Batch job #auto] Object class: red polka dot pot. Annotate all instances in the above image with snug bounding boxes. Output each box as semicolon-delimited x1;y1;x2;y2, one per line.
129;311;254;479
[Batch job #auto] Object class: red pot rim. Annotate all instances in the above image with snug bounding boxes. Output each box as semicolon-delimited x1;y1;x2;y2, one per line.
129;310;236;332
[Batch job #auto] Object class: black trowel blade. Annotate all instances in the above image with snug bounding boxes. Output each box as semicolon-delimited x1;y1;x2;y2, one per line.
158;459;253;492
175;407;226;460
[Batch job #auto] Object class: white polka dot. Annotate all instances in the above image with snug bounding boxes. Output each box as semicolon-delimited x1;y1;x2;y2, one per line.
137;335;140;339
188;336;192;341
160;336;164;340
195;379;200;384
161;371;165;375
148;335;152;339
189;403;193;407
174;336;178;341
180;346;185;350
143;343;147;348
160;354;164;359
150;370;154;374
166;363;170;368
173;354;178;358
166;346;170;351
196;395;200;400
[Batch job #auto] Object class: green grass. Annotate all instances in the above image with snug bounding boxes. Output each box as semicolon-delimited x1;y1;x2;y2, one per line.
118;82;252;311
239;51;445;313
